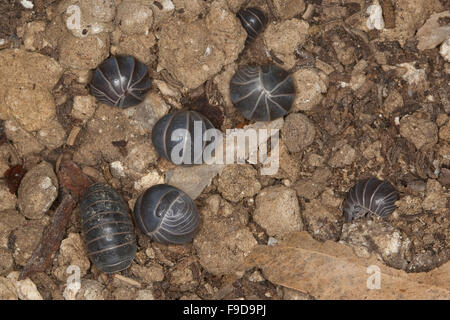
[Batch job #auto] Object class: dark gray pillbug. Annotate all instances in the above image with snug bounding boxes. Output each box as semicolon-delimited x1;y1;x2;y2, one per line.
80;183;137;273
133;184;199;245
237;7;267;44
151;110;216;165
89;55;152;108
343;178;398;222
230;64;296;121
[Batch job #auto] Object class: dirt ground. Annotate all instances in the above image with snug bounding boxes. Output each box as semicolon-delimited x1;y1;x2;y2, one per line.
0;0;449;300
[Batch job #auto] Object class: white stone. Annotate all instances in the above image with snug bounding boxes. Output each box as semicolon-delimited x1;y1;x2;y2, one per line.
39;176;53;190
160;0;175;11
440;38;450;62
166;164;224;200
366;3;384;30
134;170;164;192
6;272;43;300
110;161;126;178
268;237;278;246
397;62;426;85
20;0;34;9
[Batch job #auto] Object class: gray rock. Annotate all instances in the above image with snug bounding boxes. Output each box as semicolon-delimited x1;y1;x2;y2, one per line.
4;120;44;156
131;264;165;284
271;0;306;20
11;219;48;266
135;289;155;300
166;164;224;200
0;182;17;212
35;119;66;150
294;167;331;200
217;164;261;203
281;113;315;153
253;185;302;237
17;161;58;220
0;276;18;300
400;112;438;150
74;280;107;300
194;195;256;276
7;271;43;300
302;198;343;242
340;219;412;270
158;1;246;89
71;96;97;124
0;210;26;249
416;11;450;51
328;143;356;168
54;233;91;282
116;0;154;35
292;69;327;112
169;257;198;291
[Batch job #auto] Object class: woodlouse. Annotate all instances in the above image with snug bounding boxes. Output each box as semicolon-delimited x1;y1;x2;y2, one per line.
343;178;398;222
230;64;296;121
237;7;267;44
151;110;216;165
133;184;199;245
80;183;137;273
89;55;152;108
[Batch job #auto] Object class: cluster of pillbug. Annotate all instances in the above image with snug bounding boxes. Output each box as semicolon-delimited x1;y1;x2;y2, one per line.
80;183;200;273
232;8;296;121
83;7;401;275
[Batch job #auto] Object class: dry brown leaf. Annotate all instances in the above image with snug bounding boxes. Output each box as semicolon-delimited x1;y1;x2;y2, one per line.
243;231;450;299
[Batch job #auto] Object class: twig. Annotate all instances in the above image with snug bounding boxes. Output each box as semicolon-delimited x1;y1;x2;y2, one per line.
19;194;76;279
379;0;396;29
265;0;277;21
114;274;142;288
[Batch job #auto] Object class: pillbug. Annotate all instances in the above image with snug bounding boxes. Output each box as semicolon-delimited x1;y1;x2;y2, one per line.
230;64;296;121
237;7;267;44
151;110;216;165
90;55;152;108
80;183;137;273
343;178;398;222
133;184;199;245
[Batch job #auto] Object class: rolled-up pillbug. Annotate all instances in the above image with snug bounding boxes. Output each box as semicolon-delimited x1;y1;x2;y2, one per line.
80;183;137;273
343;178;398;222
89;55;151;108
237;7;267;44
151;110;216;165
133;184;199;245
230;64;296;121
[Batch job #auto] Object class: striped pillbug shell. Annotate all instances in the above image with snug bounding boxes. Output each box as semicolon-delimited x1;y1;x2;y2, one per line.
133;184;199;245
80;183;137;273
237;7;267;44
230;64;296;121
89;55;152;108
151;110;216;165
343;178;398;222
